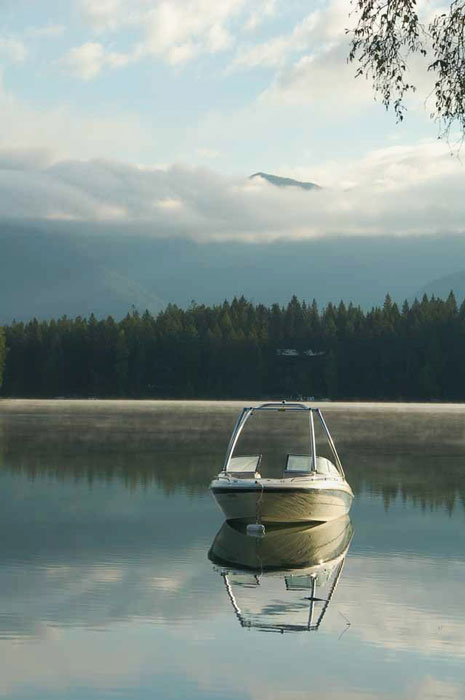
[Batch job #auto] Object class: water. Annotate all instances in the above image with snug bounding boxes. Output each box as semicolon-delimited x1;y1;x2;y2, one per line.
0;400;464;700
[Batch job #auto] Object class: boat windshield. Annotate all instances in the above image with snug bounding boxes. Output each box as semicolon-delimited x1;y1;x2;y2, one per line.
228;407;341;479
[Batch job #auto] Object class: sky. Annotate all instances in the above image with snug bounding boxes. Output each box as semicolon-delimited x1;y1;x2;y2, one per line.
0;0;464;241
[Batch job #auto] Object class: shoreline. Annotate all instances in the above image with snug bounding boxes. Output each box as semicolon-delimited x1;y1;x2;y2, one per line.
1;397;465;412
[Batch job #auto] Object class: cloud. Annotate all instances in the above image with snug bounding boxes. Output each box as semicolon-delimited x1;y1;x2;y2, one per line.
333;554;465;660
61;41;135;79
231;0;439;119
70;0;247;76
242;0;276;33
231;33;293;70
237;0;374;112
195;147;221;160
0;140;464;240
26;24;66;39
0;148;52;171
80;0;147;32
0;37;27;63
231;0;348;71
302;141;464;191
62;41;106;80
261;40;371;108
72;0;351;82
0;25;63;65
0;75;152;162
129;0;244;65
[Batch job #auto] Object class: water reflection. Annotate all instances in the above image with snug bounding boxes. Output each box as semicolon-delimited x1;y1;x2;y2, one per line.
0;401;464;700
208;516;353;633
1;400;464;512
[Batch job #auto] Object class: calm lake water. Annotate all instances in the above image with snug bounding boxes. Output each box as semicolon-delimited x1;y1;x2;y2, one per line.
0;400;464;700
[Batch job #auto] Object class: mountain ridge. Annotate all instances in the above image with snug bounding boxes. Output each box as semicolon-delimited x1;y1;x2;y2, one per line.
250;172;321;191
416;269;465;303
3;221;465;323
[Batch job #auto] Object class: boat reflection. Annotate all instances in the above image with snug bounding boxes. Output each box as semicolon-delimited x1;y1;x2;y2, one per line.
208;516;353;633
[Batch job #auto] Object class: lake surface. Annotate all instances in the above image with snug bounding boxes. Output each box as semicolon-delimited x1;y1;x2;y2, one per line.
0;400;464;700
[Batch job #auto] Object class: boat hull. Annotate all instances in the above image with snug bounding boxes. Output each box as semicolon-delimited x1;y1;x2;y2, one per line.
210;480;353;523
209;516;354;571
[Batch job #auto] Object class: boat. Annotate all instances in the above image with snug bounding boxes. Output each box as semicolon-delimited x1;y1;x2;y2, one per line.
210;401;353;523
208;515;353;633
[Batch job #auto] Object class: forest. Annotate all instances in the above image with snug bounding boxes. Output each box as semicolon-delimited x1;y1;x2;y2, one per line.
0;292;464;401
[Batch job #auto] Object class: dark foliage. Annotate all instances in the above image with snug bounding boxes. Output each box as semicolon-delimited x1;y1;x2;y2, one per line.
1;292;464;400
348;0;465;138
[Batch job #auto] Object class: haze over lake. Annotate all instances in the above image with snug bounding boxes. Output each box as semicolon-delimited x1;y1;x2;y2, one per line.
0;400;464;700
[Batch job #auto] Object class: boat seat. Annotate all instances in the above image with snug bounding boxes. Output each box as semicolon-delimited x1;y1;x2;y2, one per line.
284;454;312;474
227;455;262;478
313;456;341;478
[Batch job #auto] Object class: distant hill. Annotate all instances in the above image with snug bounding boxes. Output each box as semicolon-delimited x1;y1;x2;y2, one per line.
417;269;465;303
0;223;165;322
3;221;465;323
250;172;321;191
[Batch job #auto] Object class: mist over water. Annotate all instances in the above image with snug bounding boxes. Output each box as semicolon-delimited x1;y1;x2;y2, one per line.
0;400;464;699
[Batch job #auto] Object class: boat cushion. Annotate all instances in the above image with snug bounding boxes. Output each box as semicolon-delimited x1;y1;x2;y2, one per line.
314;456;340;478
285;454;340;478
228;455;262;477
285;454;311;472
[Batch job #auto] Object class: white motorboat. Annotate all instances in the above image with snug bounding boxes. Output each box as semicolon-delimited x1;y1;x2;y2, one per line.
208;515;353;633
210;401;353;523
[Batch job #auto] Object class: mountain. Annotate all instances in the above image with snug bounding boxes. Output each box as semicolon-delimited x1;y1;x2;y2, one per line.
0;223;165;321
250;172;321;191
417;269;465;303
4;221;465;323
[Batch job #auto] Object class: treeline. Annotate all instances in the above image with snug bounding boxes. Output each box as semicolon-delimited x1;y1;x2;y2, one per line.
1;293;464;400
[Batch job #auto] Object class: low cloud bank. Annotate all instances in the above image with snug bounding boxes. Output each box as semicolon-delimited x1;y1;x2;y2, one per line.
0;140;463;241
